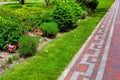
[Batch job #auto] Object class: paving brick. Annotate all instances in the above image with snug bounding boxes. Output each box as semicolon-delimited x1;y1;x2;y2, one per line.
58;0;120;80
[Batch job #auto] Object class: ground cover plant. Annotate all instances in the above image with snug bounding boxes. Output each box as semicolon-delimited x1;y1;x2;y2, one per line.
0;0;114;79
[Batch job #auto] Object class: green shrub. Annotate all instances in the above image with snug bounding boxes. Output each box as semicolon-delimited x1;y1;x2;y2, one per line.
86;0;99;10
52;3;74;31
0;17;22;50
12;55;20;61
0;6;45;32
18;36;39;56
36;11;53;27
40;22;59;36
52;2;83;31
69;2;84;19
13;6;44;21
0;6;45;51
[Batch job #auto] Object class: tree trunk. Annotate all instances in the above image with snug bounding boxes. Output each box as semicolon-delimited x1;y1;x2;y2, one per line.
76;0;89;3
45;0;50;7
19;0;24;5
76;0;82;3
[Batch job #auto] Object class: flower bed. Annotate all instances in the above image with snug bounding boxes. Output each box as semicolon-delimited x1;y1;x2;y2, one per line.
0;1;86;76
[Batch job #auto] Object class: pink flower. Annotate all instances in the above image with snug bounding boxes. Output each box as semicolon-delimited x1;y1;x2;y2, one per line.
6;44;18;52
13;46;17;49
8;47;13;52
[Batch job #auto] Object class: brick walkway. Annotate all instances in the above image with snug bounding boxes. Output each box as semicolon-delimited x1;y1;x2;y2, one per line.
58;0;120;80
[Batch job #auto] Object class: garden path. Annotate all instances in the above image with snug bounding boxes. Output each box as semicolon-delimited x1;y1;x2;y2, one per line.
0;2;8;6
58;0;120;80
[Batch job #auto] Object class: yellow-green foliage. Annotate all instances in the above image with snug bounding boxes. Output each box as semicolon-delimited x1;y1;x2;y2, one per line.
14;5;45;20
0;6;45;50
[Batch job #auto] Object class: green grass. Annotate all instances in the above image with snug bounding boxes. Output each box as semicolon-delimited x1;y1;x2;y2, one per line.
0;2;45;8
0;0;114;80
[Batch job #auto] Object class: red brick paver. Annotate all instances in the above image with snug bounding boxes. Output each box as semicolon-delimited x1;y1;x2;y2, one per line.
58;0;120;80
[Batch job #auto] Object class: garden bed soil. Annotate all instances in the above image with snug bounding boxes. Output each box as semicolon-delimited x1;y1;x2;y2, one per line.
0;51;25;75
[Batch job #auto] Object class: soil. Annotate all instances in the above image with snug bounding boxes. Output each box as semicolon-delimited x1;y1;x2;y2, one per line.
0;51;24;75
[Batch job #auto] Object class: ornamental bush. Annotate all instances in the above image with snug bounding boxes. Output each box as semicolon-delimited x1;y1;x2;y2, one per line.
0;17;22;50
36;11;53;27
69;2;84;20
18;35;39;56
40;22;59;36
13;6;44;21
52;2;83;31
0;6;45;32
0;6;45;51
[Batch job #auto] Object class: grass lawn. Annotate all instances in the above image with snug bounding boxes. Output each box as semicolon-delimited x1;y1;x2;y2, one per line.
0;0;114;80
0;2;45;8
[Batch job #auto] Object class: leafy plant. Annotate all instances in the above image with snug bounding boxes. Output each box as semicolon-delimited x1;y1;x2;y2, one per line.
0;6;45;51
40;22;59;36
0;6;45;32
69;1;84;19
18;35;39;56
12;55;20;61
36;11;53;27
52;2;83;31
0;17;22;50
